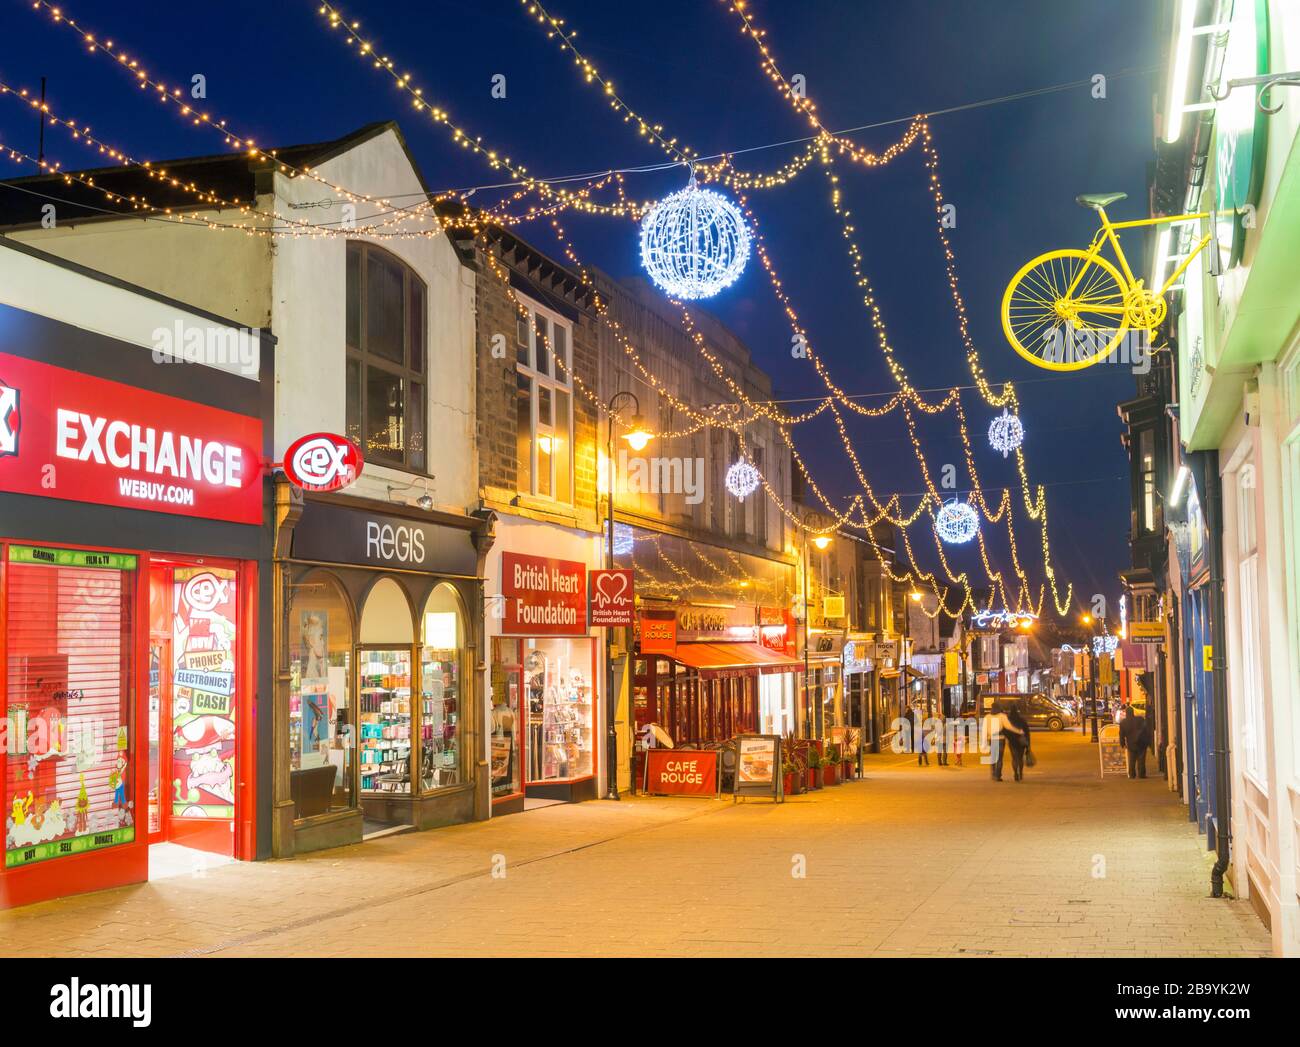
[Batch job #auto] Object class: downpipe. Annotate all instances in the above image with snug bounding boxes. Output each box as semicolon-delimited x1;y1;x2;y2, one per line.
1200;452;1232;897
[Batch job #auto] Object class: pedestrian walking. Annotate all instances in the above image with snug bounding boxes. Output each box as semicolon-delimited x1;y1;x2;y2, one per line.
1119;709;1152;779
1005;702;1032;781
935;713;948;765
953;724;964;766
911;704;929;766
981;704;1024;781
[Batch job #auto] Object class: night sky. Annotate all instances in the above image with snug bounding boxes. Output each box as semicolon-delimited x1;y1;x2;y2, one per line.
0;0;1161;616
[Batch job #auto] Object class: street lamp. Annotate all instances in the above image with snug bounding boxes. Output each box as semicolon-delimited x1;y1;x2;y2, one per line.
605;390;653;801
801;522;832;738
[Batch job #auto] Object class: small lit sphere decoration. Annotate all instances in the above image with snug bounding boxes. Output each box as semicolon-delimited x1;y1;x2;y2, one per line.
725;459;762;500
639;179;751;300
935;499;979;545
987;408;1025;458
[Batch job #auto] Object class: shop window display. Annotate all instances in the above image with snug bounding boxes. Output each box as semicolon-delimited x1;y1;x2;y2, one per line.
492;637;595;790
5;547;136;868
491;638;522;800
289;576;353;818
420;585;463;792
170;566;239;822
359;650;412;794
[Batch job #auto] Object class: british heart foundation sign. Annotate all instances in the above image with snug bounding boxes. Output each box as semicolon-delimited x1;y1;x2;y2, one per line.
501;552;587;636
0;351;263;524
588;568;634;627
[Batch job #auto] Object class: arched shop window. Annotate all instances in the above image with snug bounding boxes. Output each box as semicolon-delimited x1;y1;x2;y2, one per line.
420;584;465;791
288;573;354;820
358;579;416;796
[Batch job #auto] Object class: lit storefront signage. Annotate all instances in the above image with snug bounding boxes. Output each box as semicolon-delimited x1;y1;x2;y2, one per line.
675;603;758;643
0;351;263;524
282;432;363;493
843;640;873;675
587;568;634;627
290;501;478;575
639;610;677;656
501;552;587;636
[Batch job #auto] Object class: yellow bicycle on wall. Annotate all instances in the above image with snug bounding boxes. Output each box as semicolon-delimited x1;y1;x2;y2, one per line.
1001;193;1214;371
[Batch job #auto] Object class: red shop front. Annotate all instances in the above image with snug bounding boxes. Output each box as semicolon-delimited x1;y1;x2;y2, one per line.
0;297;271;910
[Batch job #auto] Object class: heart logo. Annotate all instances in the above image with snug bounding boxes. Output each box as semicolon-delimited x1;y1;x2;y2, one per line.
596;571;628;606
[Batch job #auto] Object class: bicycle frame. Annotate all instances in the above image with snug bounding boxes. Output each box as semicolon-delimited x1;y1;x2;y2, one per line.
1066;209;1213;305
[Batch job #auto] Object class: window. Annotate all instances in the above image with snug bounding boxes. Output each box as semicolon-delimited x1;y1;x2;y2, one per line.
5;546;135;868
420;585;464;792
514;298;574;502
1235;458;1265;780
1139;428;1156;533
345;242;428;472
289;573;353;819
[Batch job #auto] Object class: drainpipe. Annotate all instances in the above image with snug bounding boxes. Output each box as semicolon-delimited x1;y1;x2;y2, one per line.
1199;450;1232;897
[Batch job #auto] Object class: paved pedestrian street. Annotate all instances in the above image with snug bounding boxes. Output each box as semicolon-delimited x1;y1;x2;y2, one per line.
0;731;1269;958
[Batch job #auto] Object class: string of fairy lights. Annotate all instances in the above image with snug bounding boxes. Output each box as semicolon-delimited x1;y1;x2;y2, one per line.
8;0;1086;620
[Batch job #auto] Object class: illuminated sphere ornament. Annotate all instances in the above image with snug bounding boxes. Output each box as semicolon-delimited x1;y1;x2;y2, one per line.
987;408;1025;458
1092;634;1120;657
935;498;979;545
725;459;762;501
639;176;751;300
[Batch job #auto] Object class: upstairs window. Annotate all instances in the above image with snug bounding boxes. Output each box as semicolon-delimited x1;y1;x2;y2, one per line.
346;242;427;472
514;298;573;503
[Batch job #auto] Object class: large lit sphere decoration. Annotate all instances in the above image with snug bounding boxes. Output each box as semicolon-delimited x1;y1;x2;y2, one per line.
639;180;751;300
987;408;1025;459
725;459;762;501
935;499;979;545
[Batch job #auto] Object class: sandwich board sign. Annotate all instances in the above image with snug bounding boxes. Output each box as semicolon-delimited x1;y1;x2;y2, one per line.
734;734;782;803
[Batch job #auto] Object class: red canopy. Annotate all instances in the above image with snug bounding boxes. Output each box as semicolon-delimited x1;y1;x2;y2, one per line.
671;642;801;679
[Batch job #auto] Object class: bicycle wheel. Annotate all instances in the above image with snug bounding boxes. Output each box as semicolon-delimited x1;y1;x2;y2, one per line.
1001;249;1129;371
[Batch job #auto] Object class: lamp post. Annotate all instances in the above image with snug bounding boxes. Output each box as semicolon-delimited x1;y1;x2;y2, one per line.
605;390;652;802
805;528;831;739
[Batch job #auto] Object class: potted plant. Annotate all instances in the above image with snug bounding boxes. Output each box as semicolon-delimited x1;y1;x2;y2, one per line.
824;743;841;786
805;747;823;790
782;755;803;797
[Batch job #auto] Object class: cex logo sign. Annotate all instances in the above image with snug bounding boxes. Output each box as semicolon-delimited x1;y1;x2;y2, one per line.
0;379;19;458
282;432;363;493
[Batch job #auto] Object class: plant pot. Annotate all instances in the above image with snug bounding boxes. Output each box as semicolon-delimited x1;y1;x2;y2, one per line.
806;768;820;790
843;761;854;781
783;772;795;796
823;765;837;786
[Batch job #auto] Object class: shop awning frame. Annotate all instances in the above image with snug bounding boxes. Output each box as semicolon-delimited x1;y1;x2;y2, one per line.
671;642;801;679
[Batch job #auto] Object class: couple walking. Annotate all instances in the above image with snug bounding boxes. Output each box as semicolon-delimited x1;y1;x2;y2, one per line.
983;703;1032;781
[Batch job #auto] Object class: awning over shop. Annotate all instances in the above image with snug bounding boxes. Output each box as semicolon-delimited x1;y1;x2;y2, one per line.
672;642;801;679
903;666;926;680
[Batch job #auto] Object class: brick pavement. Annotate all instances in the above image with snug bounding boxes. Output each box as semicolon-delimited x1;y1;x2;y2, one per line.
0;730;1271;957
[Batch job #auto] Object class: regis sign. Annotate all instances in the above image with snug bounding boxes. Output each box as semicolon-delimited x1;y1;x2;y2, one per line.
282;432;363;493
0;350;262;524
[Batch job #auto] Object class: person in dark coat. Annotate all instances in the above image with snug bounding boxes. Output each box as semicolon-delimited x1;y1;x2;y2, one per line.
1119;710;1151;779
1004;703;1032;781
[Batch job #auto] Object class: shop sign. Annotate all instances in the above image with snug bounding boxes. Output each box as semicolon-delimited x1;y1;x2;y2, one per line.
501;552;586;636
282;432;363;493
0;350;263;525
587;568;634;627
291;501;478;576
822;595;845;619
758;606;794;657
676;603;758;643
639;610;677;656
734;734;782;802
642;748;718;797
843;640;873;675
1129;621;1164;644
